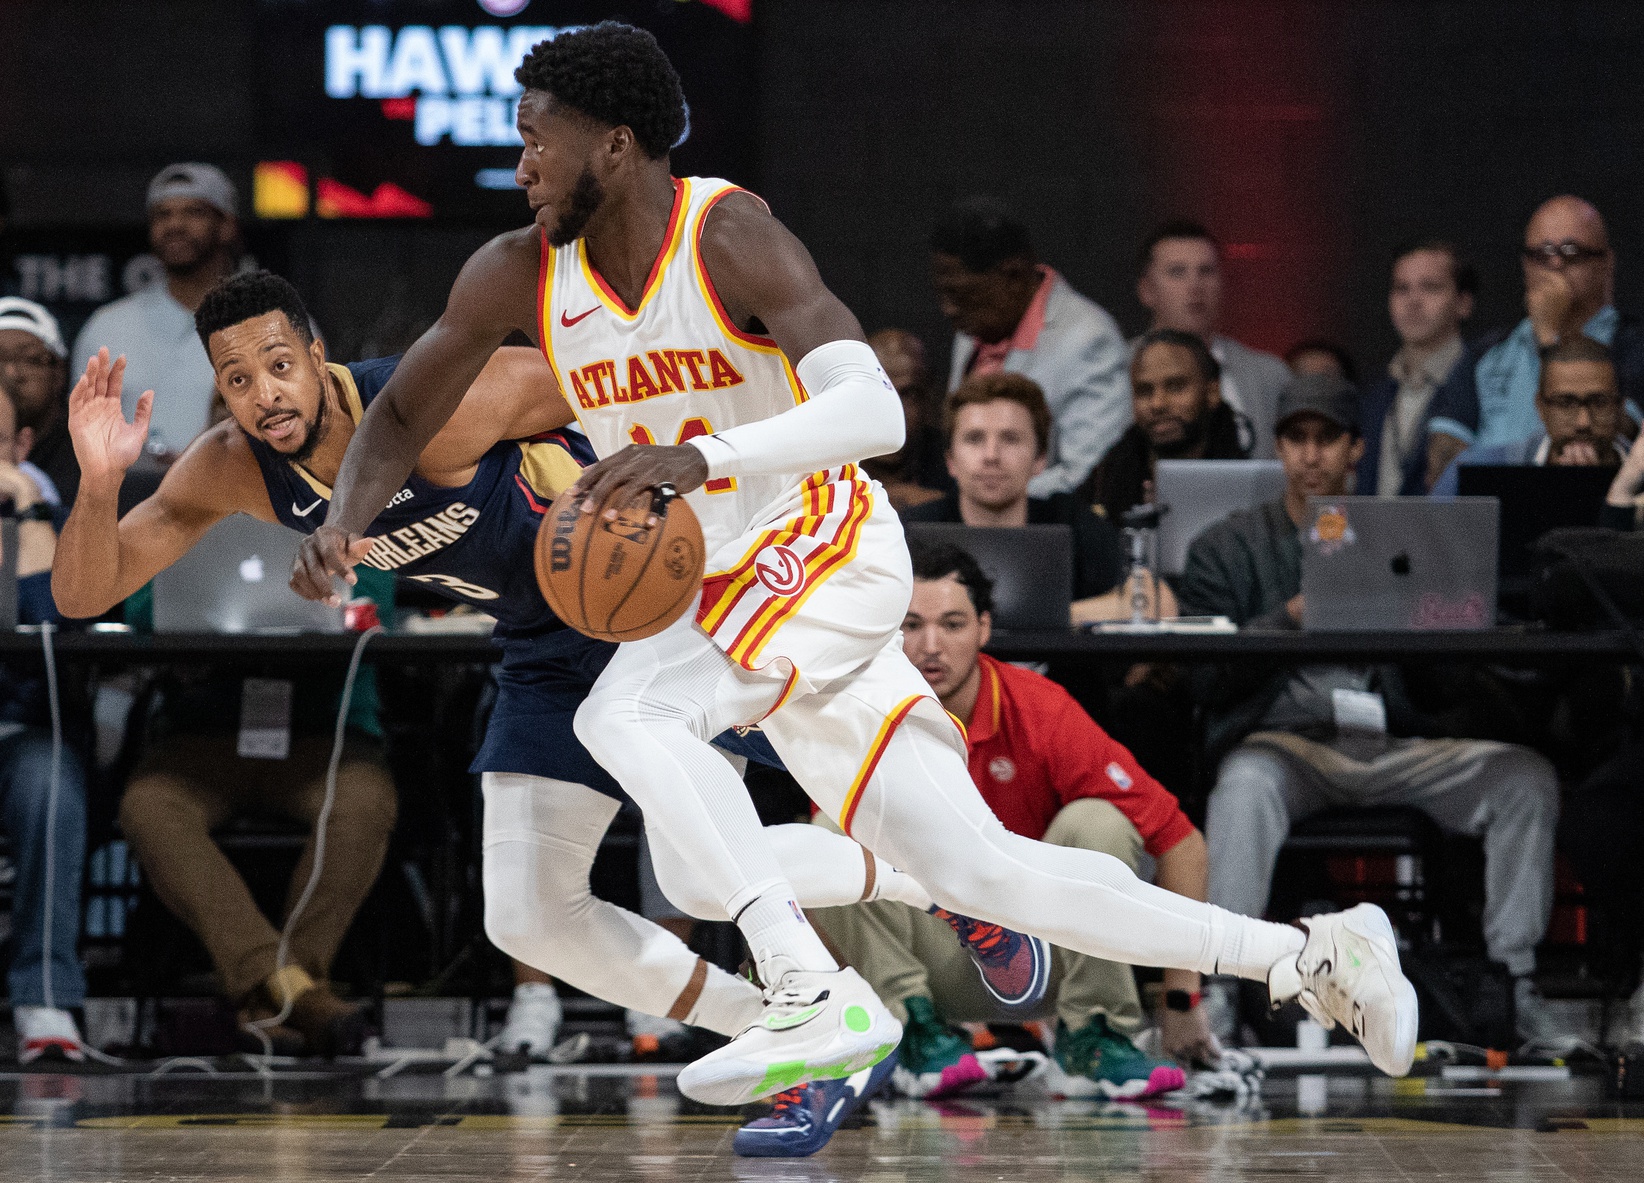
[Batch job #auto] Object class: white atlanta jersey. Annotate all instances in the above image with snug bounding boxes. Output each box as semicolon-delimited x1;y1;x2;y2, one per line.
537;175;819;561
539;176;962;830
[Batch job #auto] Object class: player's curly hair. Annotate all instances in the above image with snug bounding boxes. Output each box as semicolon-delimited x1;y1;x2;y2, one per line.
195;270;313;353
515;22;686;160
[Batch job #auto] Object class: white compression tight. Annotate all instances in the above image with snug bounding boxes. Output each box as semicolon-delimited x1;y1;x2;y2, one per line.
839;715;1304;981
482;773;760;1036
481;773;928;1035
575;617;1304;985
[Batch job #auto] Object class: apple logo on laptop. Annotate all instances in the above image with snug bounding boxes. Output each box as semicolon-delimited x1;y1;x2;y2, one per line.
239;555;265;583
1390;552;1411;576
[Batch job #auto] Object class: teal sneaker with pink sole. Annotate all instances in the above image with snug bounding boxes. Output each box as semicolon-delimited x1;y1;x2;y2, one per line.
1049;1015;1185;1099
890;996;990;1098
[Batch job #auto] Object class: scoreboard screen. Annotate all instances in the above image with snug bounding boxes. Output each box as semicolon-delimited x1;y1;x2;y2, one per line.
253;0;754;222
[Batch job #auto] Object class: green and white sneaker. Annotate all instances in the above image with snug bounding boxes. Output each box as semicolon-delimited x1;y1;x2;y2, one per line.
1048;1016;1186;1099
676;967;902;1106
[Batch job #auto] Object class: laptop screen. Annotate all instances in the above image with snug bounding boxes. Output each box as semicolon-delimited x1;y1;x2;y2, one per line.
1455;464;1612;583
903;524;1074;630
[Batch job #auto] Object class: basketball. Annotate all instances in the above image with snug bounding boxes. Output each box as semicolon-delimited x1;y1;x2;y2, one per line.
535;482;706;642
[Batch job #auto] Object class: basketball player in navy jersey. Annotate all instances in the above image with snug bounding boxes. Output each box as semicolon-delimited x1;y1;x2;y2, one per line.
54;272;1016;1079
295;21;1417;1108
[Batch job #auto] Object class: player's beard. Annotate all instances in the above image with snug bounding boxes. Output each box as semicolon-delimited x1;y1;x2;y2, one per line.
548;166;606;248
274;384;329;466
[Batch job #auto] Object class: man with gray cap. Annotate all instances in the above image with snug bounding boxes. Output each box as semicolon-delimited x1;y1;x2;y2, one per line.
0;297;77;505
70;164;240;466
1178;373;1567;1047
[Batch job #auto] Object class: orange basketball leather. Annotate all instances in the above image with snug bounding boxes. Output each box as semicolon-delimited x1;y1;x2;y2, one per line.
536;484;705;642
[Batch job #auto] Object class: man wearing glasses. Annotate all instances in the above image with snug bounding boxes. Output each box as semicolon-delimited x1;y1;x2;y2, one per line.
1430;334;1627;495
1428;196;1644;473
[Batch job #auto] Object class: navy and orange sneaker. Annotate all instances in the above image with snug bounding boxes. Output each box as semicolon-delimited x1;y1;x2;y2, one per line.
733;1049;898;1157
931;907;1052;1012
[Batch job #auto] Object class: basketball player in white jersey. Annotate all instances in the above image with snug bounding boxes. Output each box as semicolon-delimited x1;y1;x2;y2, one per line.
296;22;1417;1105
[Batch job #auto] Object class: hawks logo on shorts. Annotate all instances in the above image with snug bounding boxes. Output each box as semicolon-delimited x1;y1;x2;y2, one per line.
755;545;805;594
696;467;872;670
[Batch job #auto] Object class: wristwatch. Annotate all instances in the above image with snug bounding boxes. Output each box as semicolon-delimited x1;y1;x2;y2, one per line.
1164;989;1202;1012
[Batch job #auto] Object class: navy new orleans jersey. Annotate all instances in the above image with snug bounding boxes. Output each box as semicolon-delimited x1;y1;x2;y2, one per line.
250;356;586;642
245;355;776;790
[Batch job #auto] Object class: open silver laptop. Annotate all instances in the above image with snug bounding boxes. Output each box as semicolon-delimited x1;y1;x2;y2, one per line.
904;524;1073;629
1155;460;1287;575
1300;497;1499;631
153;515;345;634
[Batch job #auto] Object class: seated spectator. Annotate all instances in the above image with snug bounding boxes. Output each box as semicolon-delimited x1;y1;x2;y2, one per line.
117;611;398;1057
1082;328;1250;522
903;372;1177;622
1136;220;1292;459
1285;339;1357;385
1428;195;1644;474
1359;242;1478;495
932;198;1129;495
70;164;241;467
1178;373;1566;1044
860;328;949;511
1431;335;1626;496
811;540;1211;1098
0;298;77;506
0;384;89;1062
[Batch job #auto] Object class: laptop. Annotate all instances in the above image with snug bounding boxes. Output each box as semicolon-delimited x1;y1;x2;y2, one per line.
1155;460;1287;575
1456;464;1614;586
903;523;1073;629
153;514;345;634
1300;497;1498;631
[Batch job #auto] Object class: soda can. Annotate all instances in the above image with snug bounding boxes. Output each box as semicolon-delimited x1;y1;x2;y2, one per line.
344;597;381;632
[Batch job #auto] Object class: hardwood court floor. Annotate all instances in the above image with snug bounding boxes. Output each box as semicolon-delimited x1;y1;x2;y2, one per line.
0;1064;1642;1181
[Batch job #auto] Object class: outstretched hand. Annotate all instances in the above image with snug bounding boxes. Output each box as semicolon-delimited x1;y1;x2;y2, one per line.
291;525;376;605
1608;434;1644;506
566;443;709;525
69;348;153;488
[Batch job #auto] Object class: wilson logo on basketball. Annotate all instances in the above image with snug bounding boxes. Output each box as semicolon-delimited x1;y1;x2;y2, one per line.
755;545;805;595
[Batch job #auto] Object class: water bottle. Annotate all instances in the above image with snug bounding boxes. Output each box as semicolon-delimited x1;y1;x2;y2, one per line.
1119;504;1161;627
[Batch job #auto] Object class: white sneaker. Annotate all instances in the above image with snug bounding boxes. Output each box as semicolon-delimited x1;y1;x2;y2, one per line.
1266;903;1418;1077
14;1006;86;1064
676;967;902;1106
496;983;561;1057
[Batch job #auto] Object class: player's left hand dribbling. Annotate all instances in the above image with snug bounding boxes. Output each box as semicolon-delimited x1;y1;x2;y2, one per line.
292;525;376;606
569;443;709;524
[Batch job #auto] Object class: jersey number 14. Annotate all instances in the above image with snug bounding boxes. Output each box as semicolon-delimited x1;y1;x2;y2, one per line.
628;417;736;493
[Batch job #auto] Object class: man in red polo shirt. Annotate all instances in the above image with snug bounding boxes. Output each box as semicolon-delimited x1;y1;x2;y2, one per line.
810;539;1219;1099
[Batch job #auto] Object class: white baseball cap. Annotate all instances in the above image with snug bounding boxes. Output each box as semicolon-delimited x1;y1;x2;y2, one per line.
0;297;66;359
147;162;238;219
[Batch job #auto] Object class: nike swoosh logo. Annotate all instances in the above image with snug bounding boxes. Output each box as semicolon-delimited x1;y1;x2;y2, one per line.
761;1003;824;1031
292;498;324;517
560;306;599;327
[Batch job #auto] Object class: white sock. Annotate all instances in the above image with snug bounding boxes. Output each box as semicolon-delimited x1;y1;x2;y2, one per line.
1217;913;1306;982
682;967;764;1036
873;862;934;911
735;888;838;981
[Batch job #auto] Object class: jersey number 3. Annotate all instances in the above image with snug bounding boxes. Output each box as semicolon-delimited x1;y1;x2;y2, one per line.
629;417;736;493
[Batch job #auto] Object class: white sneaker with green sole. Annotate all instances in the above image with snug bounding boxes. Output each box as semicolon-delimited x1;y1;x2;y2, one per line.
676;967;902;1106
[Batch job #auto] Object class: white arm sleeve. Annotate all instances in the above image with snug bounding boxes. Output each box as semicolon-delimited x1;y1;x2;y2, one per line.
685;339;905;480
